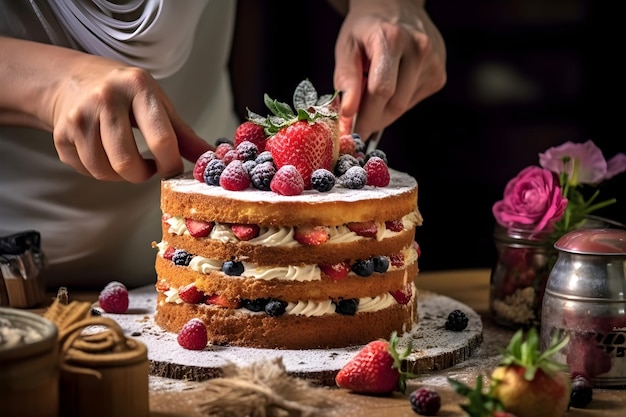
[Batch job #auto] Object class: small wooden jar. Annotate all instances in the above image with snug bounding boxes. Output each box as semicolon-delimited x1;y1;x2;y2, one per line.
0;308;59;417
58;317;149;417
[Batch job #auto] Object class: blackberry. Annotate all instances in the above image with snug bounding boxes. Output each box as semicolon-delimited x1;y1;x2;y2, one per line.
335;298;358;315
215;136;233;146
340;166;367;189
409;387;441;416
264;299;287;316
241;298;269;312
222;260;244;276
250;161;276;191
351;258;374;277
445;309;468;331
255;151;274;165
242;159;257;175
311;169;336;192
172;249;193;266
372;255;390;273
236;141;258;161
351;133;366;153
334;154;360;177
569;375;593;408
203;159;226;186
366;149;388;165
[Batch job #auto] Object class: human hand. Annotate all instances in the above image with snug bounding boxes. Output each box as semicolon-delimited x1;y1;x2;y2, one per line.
49;52;212;182
333;0;446;140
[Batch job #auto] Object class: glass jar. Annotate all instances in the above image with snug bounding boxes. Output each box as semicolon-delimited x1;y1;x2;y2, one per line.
489;225;557;329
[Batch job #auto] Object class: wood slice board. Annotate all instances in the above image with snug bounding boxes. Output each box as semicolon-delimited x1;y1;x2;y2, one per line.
103;285;483;386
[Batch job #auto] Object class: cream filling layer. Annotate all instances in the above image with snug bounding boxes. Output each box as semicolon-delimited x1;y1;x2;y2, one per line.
166;211;422;246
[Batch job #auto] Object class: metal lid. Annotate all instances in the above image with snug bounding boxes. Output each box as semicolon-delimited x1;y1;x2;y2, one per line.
555;228;626;255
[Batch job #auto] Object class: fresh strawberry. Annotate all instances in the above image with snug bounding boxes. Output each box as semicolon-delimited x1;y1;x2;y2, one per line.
385;219;404;232
192;150;217;182
293;225;330;245
219;160;251;191
320;262;351;280
185;218;214;237
347;221;378;238
364;156;390;187
162;246;176;260
206;293;241;309
231;224;260;241
270;165;304;196
248;80;338;189
177;318;208;350
490;328;571;417
178;283;205;304
335;331;415;395
389;283;413;305
234;120;267;152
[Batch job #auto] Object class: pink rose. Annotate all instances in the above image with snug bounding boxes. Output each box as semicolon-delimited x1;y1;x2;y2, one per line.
493;166;568;232
539;140;626;185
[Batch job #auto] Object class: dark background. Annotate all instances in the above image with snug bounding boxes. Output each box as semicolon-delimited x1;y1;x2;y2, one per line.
229;0;625;273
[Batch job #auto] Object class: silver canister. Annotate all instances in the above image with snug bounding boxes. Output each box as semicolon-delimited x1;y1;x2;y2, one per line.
541;228;626;387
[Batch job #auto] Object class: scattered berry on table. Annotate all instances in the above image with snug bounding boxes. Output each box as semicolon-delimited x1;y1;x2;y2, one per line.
98;281;129;313
270;165;305;196
220;159;251;191
177;318;208;350
569;375;593;408
203;158;226;186
445;309;469;331
409;387;441;416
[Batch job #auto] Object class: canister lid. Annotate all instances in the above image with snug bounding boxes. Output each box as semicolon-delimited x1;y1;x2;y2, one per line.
555;228;626;255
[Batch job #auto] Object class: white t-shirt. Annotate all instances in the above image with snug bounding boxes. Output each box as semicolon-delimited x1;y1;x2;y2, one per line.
0;0;240;290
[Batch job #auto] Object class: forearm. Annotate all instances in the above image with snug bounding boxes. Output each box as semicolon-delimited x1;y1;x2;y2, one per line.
0;36;81;131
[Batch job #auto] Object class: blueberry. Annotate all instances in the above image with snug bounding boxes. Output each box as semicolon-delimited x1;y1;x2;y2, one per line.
222;260;244;276
351;259;374;277
241;298;269;312
570;375;593;408
372;256;390;273
264;299;287;316
335;298;358;315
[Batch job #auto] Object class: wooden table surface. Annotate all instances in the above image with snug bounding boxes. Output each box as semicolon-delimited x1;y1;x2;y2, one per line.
144;268;626;416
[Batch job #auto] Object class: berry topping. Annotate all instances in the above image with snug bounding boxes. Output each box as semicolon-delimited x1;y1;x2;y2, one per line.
335;298;358;315
320;261;351;280
372;255;390;273
250;161;276;191
339;166;367;189
162;246;176;260
445;309;469;331
214;142;234;160
352;258;375;277
265;299;288;316
177;318;207;350
569;375;593;408
235;140;259;161
234;120;267;152
221;149;239;165
389;252;405;267
231;224;260;241
347;221;378;238
270;165;305;196
366;149;388;165
293;225;330;245
352;133;366;153
338;133;357;155
390;283;413;305
185;218;214;238
334;154;360;177
178;283;205;304
364;156;390;187
222;260;244;276
192;150;217;182
409;387;442;416
220;160;251;191
203;158;226;186
215;136;233;146
241;298;270;312
385;219;404;232
310;168;336;192
172;249;193;266
98;281;129;313
254;151;274;165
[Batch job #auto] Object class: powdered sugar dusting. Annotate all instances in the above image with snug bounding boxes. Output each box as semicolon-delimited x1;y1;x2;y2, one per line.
165;169;417;203
103;285;482;387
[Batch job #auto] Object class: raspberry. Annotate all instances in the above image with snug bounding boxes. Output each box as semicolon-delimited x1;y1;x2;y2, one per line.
192;150;217;182
311;168;336;192
338;134;356;155
219;160;251;191
270;165;304;196
214;142;234;160
445;309;469;331
409;387;441;416
98;281;129;313
364;156;390;187
177;318;208;350
569;375;593;408
222;149;240;165
339;166;367;189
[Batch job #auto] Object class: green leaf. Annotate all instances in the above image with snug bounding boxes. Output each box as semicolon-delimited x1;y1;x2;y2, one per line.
293;79;318;110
